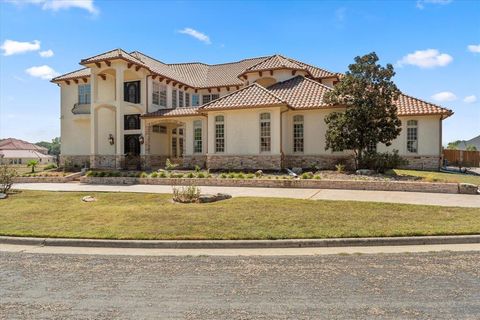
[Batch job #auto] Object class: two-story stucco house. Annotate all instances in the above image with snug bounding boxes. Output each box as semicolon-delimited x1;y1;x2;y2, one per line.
51;49;452;171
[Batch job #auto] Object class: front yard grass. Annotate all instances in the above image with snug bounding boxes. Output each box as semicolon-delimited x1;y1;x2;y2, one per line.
0;191;479;240
391;169;480;185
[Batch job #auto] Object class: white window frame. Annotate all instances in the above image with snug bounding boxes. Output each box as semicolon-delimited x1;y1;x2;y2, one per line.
78;84;91;104
185;92;190;107
259;112;271;153
193;120;202;153
192;94;200;107
152;82;160;106
406;120;418;154
293;114;304;153
215;115;225;153
172;89;177;108
179;91;184;108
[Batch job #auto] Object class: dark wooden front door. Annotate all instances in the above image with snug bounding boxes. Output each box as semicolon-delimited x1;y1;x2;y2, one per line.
124;134;141;170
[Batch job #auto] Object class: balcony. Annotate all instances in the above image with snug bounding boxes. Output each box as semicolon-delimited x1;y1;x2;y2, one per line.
71;103;91;115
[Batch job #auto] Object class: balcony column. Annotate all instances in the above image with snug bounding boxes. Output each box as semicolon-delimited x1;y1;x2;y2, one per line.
115;64;125;169
89;72;98;167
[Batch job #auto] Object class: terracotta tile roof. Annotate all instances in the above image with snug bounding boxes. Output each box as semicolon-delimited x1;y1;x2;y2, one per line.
268;76;332;109
286;57;338;79
396;94;453;117
51;68;90;81
142;107;200;118
0;138;48;152
200;83;287;111
241;54;308;75
80;48;147;67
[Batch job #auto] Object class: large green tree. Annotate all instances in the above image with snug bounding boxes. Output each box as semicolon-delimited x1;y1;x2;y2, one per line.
36;137;60;156
324;52;402;169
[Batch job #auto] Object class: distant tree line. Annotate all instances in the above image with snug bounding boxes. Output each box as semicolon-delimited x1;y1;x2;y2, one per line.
35;137;61;156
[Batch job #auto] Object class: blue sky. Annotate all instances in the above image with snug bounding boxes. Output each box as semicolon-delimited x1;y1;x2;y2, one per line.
0;0;479;144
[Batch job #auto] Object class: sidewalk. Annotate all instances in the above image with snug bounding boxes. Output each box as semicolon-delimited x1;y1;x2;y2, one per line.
13;182;480;207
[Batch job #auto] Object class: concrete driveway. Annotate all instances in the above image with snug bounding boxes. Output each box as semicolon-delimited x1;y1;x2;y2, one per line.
13;182;480;207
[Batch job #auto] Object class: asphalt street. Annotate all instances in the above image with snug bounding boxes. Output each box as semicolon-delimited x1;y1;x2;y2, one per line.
1;251;479;319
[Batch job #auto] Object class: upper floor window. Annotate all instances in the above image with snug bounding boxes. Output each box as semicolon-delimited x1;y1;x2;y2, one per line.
124;114;140;130
124;81;140;104
172;89;177;108
185;93;190;107
260;112;271;152
78;84;91;104
152;82;160;106
193;120;202;153
293;115;304;153
192;94;200;106
407;120;418;153
202;94;220;105
215;115;225;153
179;91;184;108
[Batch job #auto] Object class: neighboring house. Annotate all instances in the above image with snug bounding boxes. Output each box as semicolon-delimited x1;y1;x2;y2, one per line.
0;138;54;165
454;135;480;150
51;49;453;171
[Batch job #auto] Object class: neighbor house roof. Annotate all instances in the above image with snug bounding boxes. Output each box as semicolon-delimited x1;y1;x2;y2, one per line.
200;83;287;111
0;138;48;152
0;149;53;159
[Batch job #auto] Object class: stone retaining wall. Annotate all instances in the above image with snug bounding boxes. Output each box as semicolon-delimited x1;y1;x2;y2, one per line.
401;156;441;171
207;154;282;170
13;172;82;183
81;176;464;194
60;155;90;167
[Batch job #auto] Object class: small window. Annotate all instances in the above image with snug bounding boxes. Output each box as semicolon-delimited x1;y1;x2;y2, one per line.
260;113;271;152
185;93;190;107
215;115;225;153
152;82;160;106
172;89;177;108
407;120;418;153
78;84;91;104
159;85;167;107
192;94;200;106
179;91;184;108
193;120;202;153
211;94;220;101
202;94;211;105
124;81;140;104
293;115;304;153
124;114;141;130
171;136;177;158
152;125;167;134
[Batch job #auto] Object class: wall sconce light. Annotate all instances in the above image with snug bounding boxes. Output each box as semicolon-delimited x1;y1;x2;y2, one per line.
108;134;115;145
139;135;145;144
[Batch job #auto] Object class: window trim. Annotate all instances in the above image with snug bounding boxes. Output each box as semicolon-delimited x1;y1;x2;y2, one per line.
214;114;225;154
193;120;203;154
293;114;304;154
123;80;141;104
259;112;271;153
406;119;419;154
78;83;91;104
171;88;178;108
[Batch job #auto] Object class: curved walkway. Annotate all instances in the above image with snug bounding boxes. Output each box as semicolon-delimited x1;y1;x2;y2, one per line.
13;182;480;207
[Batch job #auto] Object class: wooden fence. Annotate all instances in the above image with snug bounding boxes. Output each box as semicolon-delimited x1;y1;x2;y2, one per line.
443;149;480;167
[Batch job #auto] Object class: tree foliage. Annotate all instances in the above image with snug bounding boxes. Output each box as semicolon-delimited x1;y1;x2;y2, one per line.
36;137;60;156
27;160;39;173
323;52;402;168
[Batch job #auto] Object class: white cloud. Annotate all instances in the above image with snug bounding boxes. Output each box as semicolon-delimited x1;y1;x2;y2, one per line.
416;0;452;9
463;95;477;104
39;49;54;57
467;44;480;53
1;39;40;56
178;28;211;44
431;91;457;102
397;49;453;68
25;65;59;80
5;0;98;15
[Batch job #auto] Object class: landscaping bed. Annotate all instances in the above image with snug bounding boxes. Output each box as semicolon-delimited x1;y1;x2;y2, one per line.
0;190;479;240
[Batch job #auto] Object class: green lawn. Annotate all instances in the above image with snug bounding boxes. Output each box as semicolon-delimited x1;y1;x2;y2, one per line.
391;169;480;185
0;191;479;240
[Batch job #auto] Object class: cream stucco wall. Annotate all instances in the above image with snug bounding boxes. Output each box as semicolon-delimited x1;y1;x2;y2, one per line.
207;107;283;155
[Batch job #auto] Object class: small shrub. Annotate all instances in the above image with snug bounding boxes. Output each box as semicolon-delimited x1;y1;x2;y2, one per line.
314;174;321;180
112;171;121;177
301;172;314;179
86;170;94;177
186;172;195;178
236;173;245;179
359;150;408;173
196;172;205;178
170;172;184;178
335;163;346;173
98;171;106;177
165;158;178;171
159;171;167;178
151;172;158;178
246;173;255;179
140;172;148;178
172;185;201;203
194;165;201;173
27;160;39;173
44;163;57;170
228;173;235;179
0;164;17;193
220;173;227;179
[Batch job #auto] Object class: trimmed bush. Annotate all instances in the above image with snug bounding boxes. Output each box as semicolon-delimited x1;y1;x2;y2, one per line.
187;172;195;178
359;150;408;173
159;171;167;178
140;172;148;178
196;172;206;178
44;163;57;171
236;173;245;179
151;172;158;178
220;173;227;179
301;172;314;179
246;173;255;179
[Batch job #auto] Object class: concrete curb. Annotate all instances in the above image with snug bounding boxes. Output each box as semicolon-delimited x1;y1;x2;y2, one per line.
1;235;479;249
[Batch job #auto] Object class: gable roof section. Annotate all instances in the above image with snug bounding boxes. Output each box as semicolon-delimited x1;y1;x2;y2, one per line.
396;94;453;118
0;138;48;152
268;76;333;109
240;55;309;77
200;83;287;111
80;48;147;67
52;67;90;81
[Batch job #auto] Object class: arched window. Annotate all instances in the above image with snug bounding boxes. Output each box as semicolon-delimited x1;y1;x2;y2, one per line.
193;120;202;153
260;113;271;152
215;115;225;153
407;120;418;153
124;81;140;104
293;115;304;153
